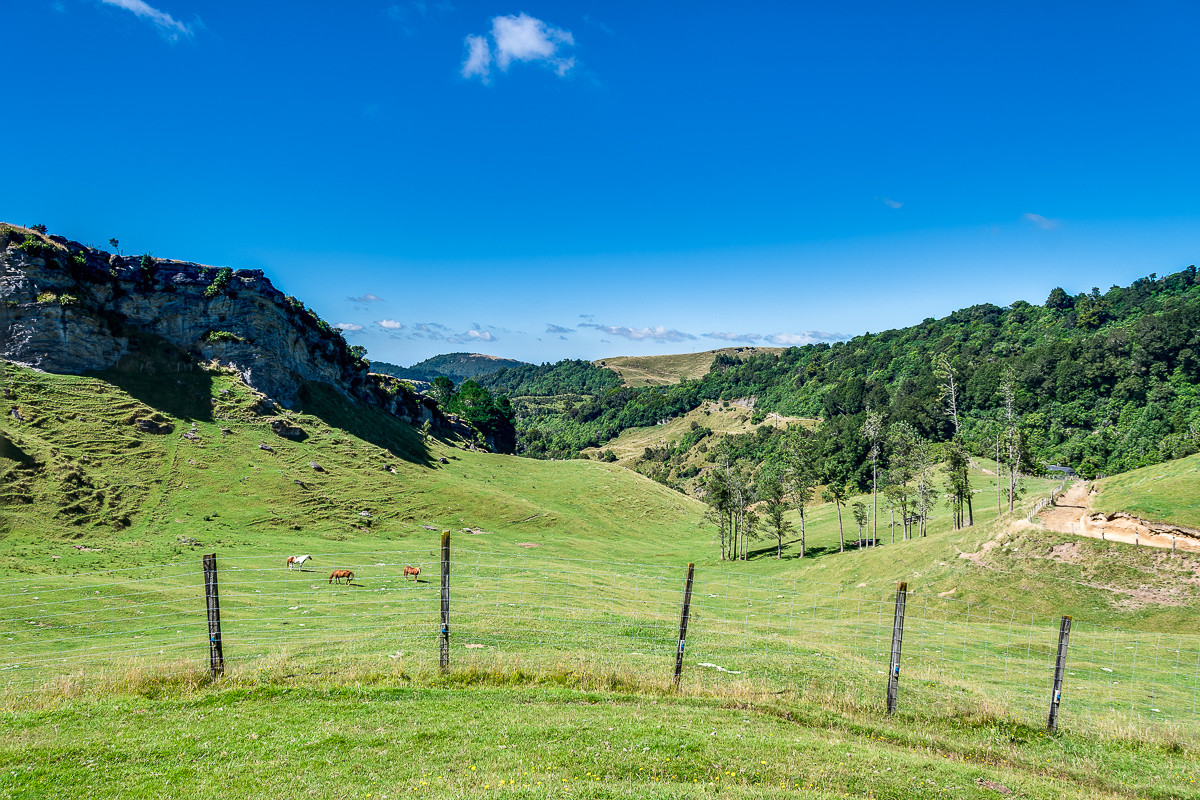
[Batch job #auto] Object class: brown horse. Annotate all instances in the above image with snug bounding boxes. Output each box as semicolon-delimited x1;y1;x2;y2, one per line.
329;569;354;584
403;565;421;581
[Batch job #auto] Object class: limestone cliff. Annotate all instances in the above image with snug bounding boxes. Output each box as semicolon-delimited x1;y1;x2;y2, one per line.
0;224;463;435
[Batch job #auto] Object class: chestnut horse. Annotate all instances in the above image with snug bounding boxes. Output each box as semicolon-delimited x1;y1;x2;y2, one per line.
403;565;421;581
329;569;354;584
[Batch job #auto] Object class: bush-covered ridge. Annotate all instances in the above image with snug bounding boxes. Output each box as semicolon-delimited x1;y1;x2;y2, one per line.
489;265;1200;478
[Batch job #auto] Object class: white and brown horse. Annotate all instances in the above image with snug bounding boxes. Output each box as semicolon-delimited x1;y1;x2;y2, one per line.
285;555;313;570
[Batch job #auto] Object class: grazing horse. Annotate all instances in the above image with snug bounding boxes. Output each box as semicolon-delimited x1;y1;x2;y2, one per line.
403;565;421;581
286;555;313;570
329;569;354;584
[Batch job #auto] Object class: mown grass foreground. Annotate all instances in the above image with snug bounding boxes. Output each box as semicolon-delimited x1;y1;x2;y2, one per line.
3;674;1199;800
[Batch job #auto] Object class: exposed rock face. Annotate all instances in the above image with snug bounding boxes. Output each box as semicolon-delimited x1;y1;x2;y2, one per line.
0;225;365;407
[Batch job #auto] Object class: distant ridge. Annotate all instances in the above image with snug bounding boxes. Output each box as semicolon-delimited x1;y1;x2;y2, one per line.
372;352;529;385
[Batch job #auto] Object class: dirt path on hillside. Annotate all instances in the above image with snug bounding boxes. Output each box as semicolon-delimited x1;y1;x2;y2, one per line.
1038;481;1200;553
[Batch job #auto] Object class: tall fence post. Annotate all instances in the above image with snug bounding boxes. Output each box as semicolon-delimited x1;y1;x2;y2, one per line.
673;563;695;689
886;581;908;714
202;553;224;677
439;530;451;671
1048;615;1072;733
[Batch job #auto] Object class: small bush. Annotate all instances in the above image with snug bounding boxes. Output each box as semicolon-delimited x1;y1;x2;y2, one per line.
29;224;47;235
17;234;52;259
203;330;245;344
36;291;58;304
58;294;79;307
138;254;156;287
204;267;234;298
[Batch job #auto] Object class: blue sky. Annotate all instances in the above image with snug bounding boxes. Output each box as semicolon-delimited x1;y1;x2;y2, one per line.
4;1;1198;366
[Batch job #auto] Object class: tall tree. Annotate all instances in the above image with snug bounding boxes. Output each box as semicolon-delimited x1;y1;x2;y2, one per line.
885;422;922;540
821;481;849;553
783;430;819;558
851;501;868;548
861;408;883;546
760;472;794;559
933;353;961;436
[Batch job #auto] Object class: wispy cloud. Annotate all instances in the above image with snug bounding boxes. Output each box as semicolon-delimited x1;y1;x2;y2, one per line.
581;323;696;344
768;331;845;346
582;14;613;35
546;323;575;334
703;331;763;344
1022;212;1060;230
348;293;384;303
461;13;575;83
99;0;192;39
377;319;404;330
335;322;364;332
467;329;495;342
881;197;903;209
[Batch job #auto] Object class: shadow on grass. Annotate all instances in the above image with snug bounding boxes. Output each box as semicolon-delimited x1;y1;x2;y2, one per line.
89;334;216;423
298;382;432;467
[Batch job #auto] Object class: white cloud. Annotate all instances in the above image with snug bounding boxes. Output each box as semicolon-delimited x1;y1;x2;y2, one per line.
582;323;696;343
467;329;495;342
881;197;903;209
348;293;384;303
461;34;491;81
377;319;404;330
335;322;364;332
546;323;574;334
99;0;192;39
703;331;763;344
1023;212;1060;230
768;331;845;346
462;13;575;82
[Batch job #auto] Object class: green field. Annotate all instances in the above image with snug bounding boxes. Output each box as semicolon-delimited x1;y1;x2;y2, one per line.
1093;453;1200;530
5;362;1200;797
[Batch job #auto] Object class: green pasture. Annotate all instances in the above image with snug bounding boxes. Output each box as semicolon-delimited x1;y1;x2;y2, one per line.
6;363;1200;797
1094;453;1200;530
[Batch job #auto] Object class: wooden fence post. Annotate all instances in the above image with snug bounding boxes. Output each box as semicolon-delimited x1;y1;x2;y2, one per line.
673;563;695;688
439;530;451;671
1048;615;1072;733
202;553;224;677
886;581;908;714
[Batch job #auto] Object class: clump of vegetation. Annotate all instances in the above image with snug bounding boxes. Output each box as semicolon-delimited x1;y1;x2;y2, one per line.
202;330;245;344
203;267;234;298
17;234;53;259
35;291;58;304
58;294;79;307
29;223;47;234
138;254;156;287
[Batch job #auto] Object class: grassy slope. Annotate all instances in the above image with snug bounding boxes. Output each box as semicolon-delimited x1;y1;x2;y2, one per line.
1093;452;1200;530
7;363;1200;797
580;402;812;465
596;348;784;388
0;363;706;572
3;682;1197;800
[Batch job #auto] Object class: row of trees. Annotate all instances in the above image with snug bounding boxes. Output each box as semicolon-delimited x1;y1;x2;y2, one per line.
701;358;1034;561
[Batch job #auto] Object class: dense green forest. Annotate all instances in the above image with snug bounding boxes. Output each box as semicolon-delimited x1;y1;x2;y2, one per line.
478;266;1200;482
371;352;528;384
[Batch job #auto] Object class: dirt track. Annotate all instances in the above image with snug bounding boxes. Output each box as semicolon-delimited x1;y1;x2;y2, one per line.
1038;482;1200;553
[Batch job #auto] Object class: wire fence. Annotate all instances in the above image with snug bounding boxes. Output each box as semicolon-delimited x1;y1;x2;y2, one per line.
2;545;1198;741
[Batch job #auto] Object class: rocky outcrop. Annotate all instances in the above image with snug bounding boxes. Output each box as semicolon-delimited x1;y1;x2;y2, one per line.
0;225;366;407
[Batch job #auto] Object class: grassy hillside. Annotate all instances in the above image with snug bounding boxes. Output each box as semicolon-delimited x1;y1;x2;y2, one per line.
6;362;1200;797
1093;453;1200;530
597;347;784;388
0;362;705;571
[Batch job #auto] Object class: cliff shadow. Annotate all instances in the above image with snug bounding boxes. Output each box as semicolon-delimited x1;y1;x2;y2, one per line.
87;335;216;423
297;382;433;467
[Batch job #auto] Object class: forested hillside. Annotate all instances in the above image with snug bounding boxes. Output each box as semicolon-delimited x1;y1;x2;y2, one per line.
371;352;527;384
480;266;1200;481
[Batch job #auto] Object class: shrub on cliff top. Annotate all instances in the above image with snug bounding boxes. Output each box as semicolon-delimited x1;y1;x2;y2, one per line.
204;266;233;298
202;330;245;344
